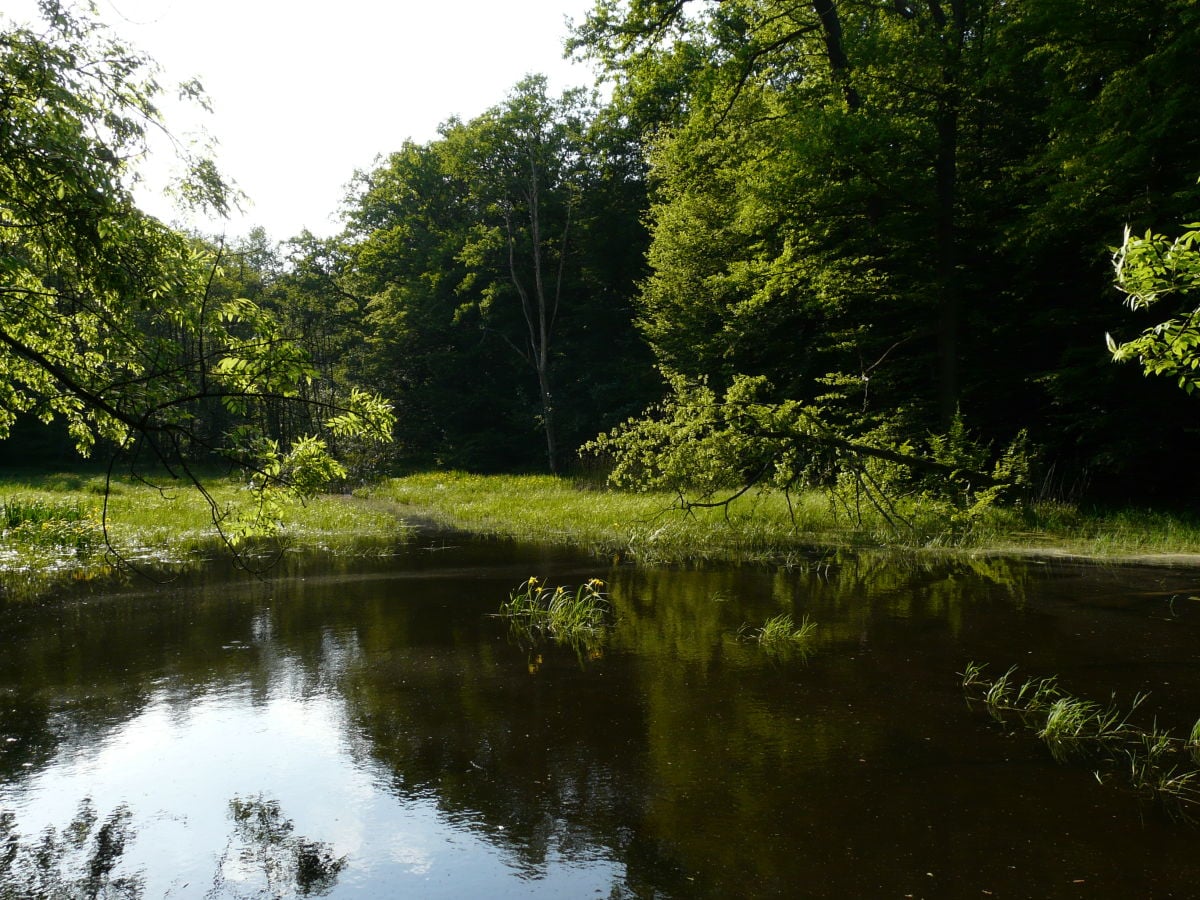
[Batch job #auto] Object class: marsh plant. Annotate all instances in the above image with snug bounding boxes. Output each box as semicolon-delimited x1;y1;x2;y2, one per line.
962;662;1200;820
499;577;611;647
1;496;101;557
740;613;818;656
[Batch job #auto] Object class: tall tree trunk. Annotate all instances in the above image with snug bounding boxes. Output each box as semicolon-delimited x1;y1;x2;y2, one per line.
935;101;959;426
505;143;568;475
812;0;862;111
929;0;965;426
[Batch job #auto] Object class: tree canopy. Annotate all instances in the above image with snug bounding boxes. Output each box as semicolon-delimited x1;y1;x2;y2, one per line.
4;0;1199;515
0;1;393;543
568;0;1200;504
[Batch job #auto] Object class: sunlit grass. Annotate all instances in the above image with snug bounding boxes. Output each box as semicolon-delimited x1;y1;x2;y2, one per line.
0;469;406;598
741;613;817;648
366;472;1200;564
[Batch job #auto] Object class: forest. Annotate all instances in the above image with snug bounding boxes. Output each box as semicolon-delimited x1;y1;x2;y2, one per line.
3;0;1200;517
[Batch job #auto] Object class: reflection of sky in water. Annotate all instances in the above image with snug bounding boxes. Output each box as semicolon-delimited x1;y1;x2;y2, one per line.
0;656;620;898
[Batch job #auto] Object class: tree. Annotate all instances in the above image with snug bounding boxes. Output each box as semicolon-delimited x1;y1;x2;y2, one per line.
571;0;1200;501
343;77;655;473
443;77;595;473
0;2;393;546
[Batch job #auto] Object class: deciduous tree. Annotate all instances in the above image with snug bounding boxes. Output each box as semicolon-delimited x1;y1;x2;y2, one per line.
0;2;393;547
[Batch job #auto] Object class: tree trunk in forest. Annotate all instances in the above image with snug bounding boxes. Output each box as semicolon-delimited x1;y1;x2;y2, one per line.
929;0;966;427
935;101;960;426
504;146;571;475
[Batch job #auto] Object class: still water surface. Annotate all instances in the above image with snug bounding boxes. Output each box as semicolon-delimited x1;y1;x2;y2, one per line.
2;533;1200;897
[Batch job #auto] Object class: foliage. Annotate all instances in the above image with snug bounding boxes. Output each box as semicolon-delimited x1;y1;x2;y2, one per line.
0;2;394;555
569;0;1200;502
1110;221;1200;393
342;76;655;472
499;576;611;648
584;373;1030;539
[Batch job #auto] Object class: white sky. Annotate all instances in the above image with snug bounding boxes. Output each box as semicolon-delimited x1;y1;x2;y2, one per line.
3;0;601;241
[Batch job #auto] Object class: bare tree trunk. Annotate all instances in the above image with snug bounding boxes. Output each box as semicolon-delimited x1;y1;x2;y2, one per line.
504;142;571;475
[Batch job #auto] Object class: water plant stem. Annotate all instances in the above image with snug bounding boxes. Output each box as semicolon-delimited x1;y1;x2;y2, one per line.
962;662;1200;821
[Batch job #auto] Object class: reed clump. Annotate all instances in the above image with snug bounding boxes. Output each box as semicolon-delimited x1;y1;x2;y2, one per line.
499;577;611;648
962;662;1200;821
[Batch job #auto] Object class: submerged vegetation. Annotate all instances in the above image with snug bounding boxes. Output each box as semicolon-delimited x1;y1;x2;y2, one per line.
962;663;1200;821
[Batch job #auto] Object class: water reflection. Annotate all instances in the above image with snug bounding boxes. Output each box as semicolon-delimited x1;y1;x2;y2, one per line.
1;539;1200;897
0;793;345;899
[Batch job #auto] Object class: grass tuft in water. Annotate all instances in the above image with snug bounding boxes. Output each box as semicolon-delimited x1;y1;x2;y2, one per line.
1187;717;1200;766
499;577;611;647
1037;694;1136;763
963;663;1200;821
741;613;817;647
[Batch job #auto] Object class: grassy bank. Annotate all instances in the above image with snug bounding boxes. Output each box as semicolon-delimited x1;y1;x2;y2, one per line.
363;471;1200;566
0;469;406;599
6;468;1200;601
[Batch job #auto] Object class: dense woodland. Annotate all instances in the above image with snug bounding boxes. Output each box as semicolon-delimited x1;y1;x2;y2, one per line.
3;0;1200;509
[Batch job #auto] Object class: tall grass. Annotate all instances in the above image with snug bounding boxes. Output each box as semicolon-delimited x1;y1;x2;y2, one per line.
740;613;818;651
2;496;101;557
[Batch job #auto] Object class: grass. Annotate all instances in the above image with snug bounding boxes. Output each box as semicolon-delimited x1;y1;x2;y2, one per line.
740;613;818;651
0;469;407;599
363;471;1200;565
962;663;1200;821
498;576;611;649
10;465;1200;599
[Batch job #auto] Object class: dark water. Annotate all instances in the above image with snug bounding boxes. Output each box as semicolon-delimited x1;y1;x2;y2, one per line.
2;535;1200;898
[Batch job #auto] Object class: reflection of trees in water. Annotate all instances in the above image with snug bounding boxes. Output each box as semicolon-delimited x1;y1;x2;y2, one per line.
339;558;1044;895
0;795;345;900
208;794;347;898
341;632;692;891
0;799;141;900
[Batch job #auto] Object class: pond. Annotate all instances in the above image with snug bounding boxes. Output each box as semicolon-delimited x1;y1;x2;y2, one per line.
2;532;1199;898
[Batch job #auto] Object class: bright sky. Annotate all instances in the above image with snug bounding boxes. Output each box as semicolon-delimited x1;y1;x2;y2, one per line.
4;0;601;241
